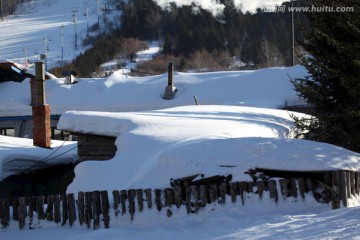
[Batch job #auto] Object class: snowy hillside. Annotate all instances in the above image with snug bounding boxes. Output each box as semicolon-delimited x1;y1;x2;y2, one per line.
0;0;119;69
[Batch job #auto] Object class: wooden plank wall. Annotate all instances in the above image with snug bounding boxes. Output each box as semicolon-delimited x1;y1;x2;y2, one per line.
76;134;117;161
1;170;359;230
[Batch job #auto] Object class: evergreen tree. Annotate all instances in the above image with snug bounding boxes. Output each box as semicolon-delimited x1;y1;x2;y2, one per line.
292;0;360;151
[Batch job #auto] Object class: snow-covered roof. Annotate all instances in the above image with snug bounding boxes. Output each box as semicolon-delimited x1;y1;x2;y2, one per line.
0;66;308;117
58;105;360;192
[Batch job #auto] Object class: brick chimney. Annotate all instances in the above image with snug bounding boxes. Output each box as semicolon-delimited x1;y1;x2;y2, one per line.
31;62;51;148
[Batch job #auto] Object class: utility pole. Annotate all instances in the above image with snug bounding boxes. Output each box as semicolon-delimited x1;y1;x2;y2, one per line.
72;7;78;49
290;0;295;66
84;7;89;36
96;0;100;26
60;25;64;61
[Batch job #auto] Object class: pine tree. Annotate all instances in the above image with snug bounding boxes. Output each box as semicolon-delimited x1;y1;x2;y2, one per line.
292;0;360;151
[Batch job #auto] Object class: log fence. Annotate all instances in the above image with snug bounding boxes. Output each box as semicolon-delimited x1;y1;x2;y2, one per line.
0;170;359;230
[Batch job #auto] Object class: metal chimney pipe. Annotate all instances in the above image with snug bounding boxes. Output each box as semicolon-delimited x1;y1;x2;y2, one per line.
168;62;174;86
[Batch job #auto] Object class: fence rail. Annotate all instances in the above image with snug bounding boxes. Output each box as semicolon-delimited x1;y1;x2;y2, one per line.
0;170;359;230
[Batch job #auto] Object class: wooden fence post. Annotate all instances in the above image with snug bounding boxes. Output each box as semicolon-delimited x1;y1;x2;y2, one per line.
136;189;144;212
174;186;183;208
268;180;278;204
12;198;19;221
54;195;61;224
36;196;45;220
256;181;265;199
101;191;110;228
92;191;101;229
164;188;175;207
229;182;238;203
219;183;227;204
46;195;54;222
120;190;128;216
28;196;36;227
128;189;136;221
0;199;10;228
145;189;153;209
238;182;247;205
209;184;219;203
331;171;341;209
18;197;26;230
154;189;163;212
279;179;288;199
339;171;348;207
77;192;85;225
298;178;306;199
355;171;360;194
185;183;192;214
346;171;351;198
350;171;356;196
61;194;68;226
68;193;76;227
84;192;92;228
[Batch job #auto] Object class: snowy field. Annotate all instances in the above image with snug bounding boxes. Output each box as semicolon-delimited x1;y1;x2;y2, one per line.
2;0;360;239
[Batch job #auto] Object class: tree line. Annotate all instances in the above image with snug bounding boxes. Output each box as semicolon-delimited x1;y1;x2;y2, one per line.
51;0;310;76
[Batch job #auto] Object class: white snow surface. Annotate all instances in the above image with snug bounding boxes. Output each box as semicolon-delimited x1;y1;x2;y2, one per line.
58;105;360;192
0;65;307;117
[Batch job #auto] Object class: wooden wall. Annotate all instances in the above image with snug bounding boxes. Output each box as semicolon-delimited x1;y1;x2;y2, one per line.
76;134;117;161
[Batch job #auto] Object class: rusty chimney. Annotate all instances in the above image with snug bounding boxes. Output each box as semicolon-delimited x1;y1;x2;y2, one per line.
31;62;51;148
163;63;177;100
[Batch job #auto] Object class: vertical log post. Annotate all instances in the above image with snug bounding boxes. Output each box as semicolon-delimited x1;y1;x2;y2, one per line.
279;179;288;199
68;193;76;227
339;171;348;207
154;189;163;212
174;186;183;208
238;182;247;205
128;189;136;221
136;189;144;212
112;190;120;216
101;191;110;228
12;198;19;221
46;195;54;222
209;184;219;203
145;189;153;209
61;193;68;226
219;183;227;204
36;195;45;220
77;192;85;225
120;190;128;216
268;180;278;204
331;171;341;209
256;181;265;199
54;195;61;224
298;178;306;199
18;197;27;230
92;191;101;229
84;192;92;228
